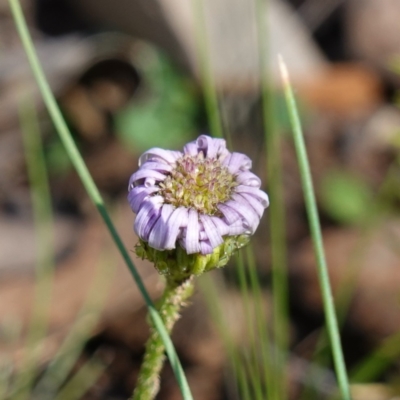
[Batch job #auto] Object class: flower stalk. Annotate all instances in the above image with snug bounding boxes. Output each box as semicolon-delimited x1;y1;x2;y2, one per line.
132;277;195;400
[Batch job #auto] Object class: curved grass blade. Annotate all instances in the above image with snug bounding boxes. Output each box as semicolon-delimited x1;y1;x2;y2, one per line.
33;251;116;399
52;352;110;400
255;1;289;397
279;57;351;400
350;331;400;383
235;251;267;400
12;100;55;400
192;0;224;140
199;274;253;399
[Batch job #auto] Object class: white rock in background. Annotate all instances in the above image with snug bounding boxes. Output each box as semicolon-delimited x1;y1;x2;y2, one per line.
163;0;327;89
346;0;400;73
73;0;327;91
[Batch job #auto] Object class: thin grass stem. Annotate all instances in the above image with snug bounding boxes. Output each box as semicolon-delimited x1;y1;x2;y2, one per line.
301;166;397;399
255;1;289;398
192;0;224;140
52;353;109;400
279;57;351;400
245;245;275;399
33;251;116;399
235;252;264;400
350;331;400;382
8;1;193;398
0;360;12;399
199;274;252;400
13;100;55;400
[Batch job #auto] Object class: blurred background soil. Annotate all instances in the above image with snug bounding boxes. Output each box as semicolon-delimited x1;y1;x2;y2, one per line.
1;0;400;399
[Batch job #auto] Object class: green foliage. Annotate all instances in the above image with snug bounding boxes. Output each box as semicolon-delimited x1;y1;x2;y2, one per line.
319;169;374;225
44;136;71;175
116;48;199;152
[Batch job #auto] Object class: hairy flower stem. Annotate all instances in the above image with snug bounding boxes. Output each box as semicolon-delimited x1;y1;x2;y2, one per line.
132;277;195;400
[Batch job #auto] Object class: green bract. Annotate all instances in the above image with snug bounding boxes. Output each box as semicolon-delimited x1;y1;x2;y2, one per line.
136;235;250;284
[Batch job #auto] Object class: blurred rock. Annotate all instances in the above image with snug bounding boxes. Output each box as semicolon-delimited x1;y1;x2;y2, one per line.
344;105;400;187
351;383;400;400
0;210;80;276
198;0;327;88
0;36;90;132
361;105;400;151
346;0;400;81
292;219;400;341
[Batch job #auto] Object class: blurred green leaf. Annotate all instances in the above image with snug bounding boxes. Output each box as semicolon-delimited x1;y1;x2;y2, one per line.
45;138;71;175
116;47;199;152
319;169;374;225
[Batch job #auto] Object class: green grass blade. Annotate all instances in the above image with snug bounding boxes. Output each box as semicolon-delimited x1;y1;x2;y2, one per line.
235;252;265;400
192;0;224;139
350;331;400;382
244;245;275;400
8;1;193;398
278;57;351;400
199;274;253;399
13;100;55;400
255;1;289;398
52;353;109;400
33;252;116;398
0;359;12;399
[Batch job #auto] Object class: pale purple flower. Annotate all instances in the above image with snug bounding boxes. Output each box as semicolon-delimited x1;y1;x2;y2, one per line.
128;135;269;255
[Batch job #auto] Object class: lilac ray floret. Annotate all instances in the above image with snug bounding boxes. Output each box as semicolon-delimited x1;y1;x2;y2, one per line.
213;138;229;158
227;219;248;235
129;169;167;188
199;230;208;241
200;240;213;255
185;209;200;254
217;203;241;224
141;212;162;241
134;196;164;239
233;193;265;219
139;148;181;166
139;161;173;173
224;199;259;233
235;185;270;208
236;171;261;187
183;141;199;156
223;152;252;174
196;135;217;158
128;186;159;214
210;216;230;236
200;214;223;249
196;135;228;160
148;204;174;250
164;207;189;249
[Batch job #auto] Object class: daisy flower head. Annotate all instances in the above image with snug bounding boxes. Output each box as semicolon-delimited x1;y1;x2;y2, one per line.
128;135;269;281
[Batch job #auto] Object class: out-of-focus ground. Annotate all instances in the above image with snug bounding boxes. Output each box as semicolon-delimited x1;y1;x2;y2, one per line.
1;0;400;399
